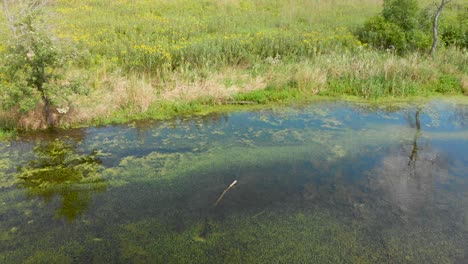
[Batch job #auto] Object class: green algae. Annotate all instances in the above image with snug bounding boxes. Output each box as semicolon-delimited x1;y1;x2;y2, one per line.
0;100;467;263
108;205;466;263
97;122;462;189
113;210;376;263
16;139;107;220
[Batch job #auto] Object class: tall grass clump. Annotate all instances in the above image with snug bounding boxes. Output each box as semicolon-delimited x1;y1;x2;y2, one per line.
249;48;465;99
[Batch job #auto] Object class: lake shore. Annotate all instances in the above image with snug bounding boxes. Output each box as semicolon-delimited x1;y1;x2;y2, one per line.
0;0;466;134
1;93;467;141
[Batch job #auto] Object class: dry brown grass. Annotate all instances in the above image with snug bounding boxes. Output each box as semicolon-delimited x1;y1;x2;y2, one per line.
59;68;266;125
2;67;266;128
462;75;468;95
0;109;20;129
160;69;266;102
17;107;48;130
12;103;61;130
62;73;156;124
292;65;327;94
0;102;72;130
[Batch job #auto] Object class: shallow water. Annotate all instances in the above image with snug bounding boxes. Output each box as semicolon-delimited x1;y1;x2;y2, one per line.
1;100;467;263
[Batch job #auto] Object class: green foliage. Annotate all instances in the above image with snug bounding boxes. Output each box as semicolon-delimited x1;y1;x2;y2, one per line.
0;129;15;141
233;85;301;104
382;0;419;31
0;2;85;125
1;8;57;109
44;0;370;75
323;70;459;98
406;29;432;50
121;30;362;73
358;16;407;51
358;0;433;53
17;139;106;220
324;75;422;98
439;5;468;48
434;74;462;94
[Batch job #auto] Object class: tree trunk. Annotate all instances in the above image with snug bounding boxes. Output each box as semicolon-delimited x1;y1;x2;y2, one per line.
43;96;54;128
37;82;54;128
430;0;451;56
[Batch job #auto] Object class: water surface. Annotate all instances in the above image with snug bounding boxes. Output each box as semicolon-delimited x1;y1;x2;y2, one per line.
1;100;467;263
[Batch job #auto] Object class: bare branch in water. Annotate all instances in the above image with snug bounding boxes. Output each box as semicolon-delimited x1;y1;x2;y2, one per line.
214;180;237;206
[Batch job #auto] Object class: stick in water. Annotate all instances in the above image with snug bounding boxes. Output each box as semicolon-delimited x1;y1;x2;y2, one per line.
214;180;238;206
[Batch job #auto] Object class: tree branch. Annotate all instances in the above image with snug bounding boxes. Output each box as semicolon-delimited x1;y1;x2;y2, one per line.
2;0;18;37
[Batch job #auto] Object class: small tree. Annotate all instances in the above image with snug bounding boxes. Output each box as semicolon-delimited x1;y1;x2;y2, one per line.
1;0;77;128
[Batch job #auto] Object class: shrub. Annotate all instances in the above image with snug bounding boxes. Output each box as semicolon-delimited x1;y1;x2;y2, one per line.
358;16;406;51
439;6;468;48
434;75;462;94
382;0;419;31
357;0;431;53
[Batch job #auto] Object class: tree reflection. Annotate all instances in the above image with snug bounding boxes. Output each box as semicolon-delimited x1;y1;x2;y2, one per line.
370;109;450;217
408;109;421;167
17;139;107;220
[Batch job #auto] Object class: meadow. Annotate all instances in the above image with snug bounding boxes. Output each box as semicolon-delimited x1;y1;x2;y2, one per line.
0;0;466;129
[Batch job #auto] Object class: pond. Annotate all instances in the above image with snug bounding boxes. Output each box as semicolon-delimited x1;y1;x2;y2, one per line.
1;100;467;263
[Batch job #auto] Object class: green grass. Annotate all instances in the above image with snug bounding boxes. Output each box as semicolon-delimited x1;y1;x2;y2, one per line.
0;129;14;141
0;0;467;129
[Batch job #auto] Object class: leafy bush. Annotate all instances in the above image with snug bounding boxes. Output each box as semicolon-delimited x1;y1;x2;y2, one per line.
358;0;466;53
358;16;407;51
439;6;468;48
434;75;462;94
382;0;419;31
357;0;431;53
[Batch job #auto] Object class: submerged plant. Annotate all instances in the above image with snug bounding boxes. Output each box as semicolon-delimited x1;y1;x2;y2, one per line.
16;138;106;220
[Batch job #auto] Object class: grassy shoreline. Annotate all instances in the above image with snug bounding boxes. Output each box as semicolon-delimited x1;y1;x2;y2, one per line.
1;47;467;136
1;93;466;141
85;94;468;126
2;47;465;132
0;0;467;133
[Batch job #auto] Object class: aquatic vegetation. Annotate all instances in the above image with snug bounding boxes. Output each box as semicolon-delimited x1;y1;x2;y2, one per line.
16;139;106;220
0;101;467;263
114;210;376;263
0;142;22;189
